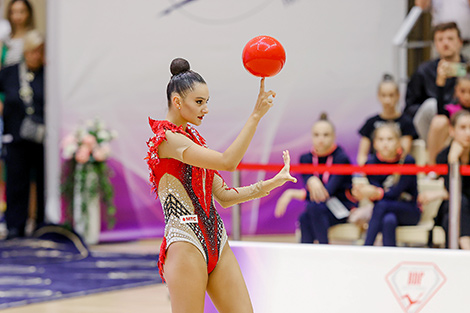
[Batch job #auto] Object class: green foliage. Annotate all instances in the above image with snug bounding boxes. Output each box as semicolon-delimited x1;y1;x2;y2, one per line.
61;159;116;231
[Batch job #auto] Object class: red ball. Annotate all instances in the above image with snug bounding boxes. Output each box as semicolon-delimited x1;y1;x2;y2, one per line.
242;35;286;78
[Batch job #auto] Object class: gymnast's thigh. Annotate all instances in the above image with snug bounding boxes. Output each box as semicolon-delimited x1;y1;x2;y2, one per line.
164;241;208;313
206;242;253;313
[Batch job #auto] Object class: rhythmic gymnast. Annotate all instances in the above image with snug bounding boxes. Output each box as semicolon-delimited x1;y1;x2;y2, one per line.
422;110;470;249
353;123;420;246
356;74;417;166
146;58;296;313
275;113;356;244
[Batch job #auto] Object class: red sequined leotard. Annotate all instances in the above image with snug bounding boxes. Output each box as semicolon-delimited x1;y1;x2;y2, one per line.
146;118;269;280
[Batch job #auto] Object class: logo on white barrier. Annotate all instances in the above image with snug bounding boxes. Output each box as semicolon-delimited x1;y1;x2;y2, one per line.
386;262;446;313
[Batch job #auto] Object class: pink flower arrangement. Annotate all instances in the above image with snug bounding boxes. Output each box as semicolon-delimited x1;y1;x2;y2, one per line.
61;118;117;233
61;118;117;164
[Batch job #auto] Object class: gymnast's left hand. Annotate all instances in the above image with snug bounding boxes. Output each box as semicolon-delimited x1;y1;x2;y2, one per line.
275;150;297;184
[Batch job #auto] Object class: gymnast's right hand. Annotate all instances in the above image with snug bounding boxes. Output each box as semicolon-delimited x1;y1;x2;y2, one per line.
252;78;276;120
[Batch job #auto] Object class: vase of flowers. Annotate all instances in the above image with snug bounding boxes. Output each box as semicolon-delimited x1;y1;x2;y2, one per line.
61;118;117;245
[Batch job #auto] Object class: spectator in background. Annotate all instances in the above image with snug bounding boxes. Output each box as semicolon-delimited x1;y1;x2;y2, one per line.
420;110;470;249
0;30;44;239
0;1;10;230
427;74;470;164
415;0;470;58
405;22;466;143
357;74;417;166
275;113;356;244
0;0;35;235
0;0;35;68
353;123;420;247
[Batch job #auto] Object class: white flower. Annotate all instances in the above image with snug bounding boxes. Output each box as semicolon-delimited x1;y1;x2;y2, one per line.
61;135;78;159
95;119;106;131
62;143;78;159
97;130;110;142
76;128;87;141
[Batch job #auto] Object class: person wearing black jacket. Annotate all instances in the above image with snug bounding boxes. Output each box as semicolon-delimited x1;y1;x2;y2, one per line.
405;22;466;142
0;30;44;239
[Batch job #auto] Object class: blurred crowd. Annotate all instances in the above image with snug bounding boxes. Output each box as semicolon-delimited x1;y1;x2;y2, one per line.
277;12;470;249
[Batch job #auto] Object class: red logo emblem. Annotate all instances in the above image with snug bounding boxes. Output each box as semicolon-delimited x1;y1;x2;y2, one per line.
180;215;198;223
386;262;446;313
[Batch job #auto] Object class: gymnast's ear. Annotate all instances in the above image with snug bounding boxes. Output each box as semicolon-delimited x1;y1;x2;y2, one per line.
171;94;182;110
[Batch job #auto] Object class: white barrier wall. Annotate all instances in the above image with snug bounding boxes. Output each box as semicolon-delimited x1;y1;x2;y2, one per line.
204;242;470;313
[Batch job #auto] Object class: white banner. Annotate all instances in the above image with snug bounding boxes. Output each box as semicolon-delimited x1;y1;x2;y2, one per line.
204;242;470;313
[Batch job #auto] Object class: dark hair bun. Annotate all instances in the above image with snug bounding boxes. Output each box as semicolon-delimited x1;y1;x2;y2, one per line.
382;73;394;81
319;112;328;121
170;58;190;76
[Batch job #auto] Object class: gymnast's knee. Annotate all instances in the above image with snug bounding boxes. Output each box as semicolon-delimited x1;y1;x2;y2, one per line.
373;200;389;214
382;212;398;229
299;211;309;225
308;202;328;214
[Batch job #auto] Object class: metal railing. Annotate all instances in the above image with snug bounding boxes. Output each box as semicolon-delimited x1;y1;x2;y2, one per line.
449;163;462;249
392;6;433;92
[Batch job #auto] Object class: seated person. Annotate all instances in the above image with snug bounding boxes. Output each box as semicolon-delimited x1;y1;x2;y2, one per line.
357;74;417;165
414;0;470;58
427;74;470;164
275;113;356;244
353;123;420;247
405;22;467;141
419;110;470;249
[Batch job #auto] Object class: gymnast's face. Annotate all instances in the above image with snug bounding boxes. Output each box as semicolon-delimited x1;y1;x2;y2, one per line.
373;127;400;159
312;121;335;155
452;115;470;149
378;82;399;111
177;82;210;126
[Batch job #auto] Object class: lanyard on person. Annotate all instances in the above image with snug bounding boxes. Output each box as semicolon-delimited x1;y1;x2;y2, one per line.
312;153;333;184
